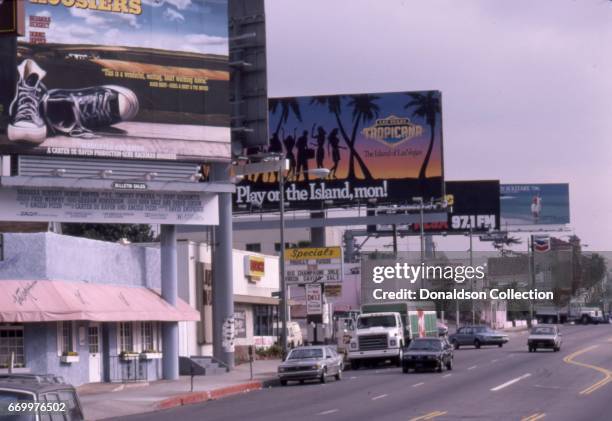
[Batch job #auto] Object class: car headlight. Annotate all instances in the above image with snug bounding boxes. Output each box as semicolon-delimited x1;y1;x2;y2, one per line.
389;339;397;347
311;364;320;370
278;367;286;372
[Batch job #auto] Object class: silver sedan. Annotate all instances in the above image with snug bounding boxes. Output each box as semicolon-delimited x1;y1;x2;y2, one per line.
278;346;344;386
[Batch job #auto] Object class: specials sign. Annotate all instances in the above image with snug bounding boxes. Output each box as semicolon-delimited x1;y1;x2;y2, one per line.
285;247;343;285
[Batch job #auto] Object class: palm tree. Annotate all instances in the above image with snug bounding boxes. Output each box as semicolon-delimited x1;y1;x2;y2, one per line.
310;96;373;180
404;92;441;180
346;95;380;179
269;98;302;138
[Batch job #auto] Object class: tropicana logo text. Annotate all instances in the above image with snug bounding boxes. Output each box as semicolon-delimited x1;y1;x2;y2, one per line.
361;115;423;148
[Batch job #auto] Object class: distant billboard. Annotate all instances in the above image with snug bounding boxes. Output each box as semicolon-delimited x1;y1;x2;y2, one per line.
376;180;500;233
234;91;445;211
0;1;230;162
500;184;570;226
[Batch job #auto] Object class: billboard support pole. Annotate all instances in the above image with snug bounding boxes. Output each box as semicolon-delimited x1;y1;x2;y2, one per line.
469;227;475;325
212;163;235;370
528;235;535;328
161;224;179;380
279;163;288;356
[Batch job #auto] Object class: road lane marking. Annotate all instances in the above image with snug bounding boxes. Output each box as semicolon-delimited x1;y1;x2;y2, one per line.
521;413;546;421
349;376;357;380
491;359;498;363
409;411;448;420
467;365;477;370
563;345;612;395
317;409;339;416
442;374;452;378
371;394;387;400
490;373;532;391
412;382;424;387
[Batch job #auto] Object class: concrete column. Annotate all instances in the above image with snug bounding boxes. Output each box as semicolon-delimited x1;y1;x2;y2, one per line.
211;163;235;370
161;225;179;380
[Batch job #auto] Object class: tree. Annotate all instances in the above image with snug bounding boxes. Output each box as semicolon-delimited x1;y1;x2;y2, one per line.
346;95;380;179
310;95;373;179
61;224;157;243
269;97;302;138
404;92;441;180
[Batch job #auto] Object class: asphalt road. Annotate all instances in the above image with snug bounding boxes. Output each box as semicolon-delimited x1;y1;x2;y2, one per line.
114;324;612;421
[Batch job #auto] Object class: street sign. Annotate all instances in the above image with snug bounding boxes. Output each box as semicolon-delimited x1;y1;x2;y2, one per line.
285;246;343;285
306;284;322;315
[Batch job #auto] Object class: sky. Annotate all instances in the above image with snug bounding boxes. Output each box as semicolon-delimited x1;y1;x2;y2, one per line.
24;0;228;55
264;0;612;252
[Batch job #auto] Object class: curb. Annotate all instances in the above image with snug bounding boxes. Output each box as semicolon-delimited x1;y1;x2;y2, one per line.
156;379;277;411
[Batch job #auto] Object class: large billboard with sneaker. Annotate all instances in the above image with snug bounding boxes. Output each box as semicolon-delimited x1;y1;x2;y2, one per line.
0;0;230;162
234;91;445;212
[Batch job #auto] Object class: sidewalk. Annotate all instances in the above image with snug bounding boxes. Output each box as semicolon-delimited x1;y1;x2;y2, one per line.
78;359;280;420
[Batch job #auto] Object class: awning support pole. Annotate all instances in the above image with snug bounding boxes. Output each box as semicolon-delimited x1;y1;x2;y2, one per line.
161;224;179;380
212;163;235;370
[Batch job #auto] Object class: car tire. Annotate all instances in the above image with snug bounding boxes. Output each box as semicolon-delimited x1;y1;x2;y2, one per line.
446;358;453;370
554;346;560;352
402;365;409;374
320;368;327;384
498;343;503;348
474;339;481;349
396;348;403;367
335;369;342;381
581;315;589;325
280;380;288;386
452;340;460;350
437;362;443;373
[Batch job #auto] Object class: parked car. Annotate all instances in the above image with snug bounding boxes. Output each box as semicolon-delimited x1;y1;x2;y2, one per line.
0;374;84;421
278;346;343;386
528;325;562;352
449;325;509;349
402;337;453;373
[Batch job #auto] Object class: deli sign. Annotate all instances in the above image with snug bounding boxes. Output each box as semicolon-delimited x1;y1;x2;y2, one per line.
244;255;265;281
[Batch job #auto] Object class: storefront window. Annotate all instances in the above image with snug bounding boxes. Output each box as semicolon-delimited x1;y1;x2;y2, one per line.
119;322;133;352
253;305;278;336
141;322;154;351
59;321;73;354
0;324;25;368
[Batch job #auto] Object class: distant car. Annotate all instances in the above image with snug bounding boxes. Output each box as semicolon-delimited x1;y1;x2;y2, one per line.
449;325;509;349
528;325;562;352
278;346;343;386
402;337;453;373
0;374;84;421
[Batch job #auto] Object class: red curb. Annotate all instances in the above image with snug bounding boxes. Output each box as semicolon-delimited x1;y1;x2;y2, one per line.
156;381;263;410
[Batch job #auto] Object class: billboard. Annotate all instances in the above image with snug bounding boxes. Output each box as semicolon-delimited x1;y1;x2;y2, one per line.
500;184;570;226
376;180;500;233
0;0;230;162
234;91;445;211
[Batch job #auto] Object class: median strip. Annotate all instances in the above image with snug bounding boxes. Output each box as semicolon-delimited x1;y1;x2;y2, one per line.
490;373;532;391
563;345;612;395
371;394;387;400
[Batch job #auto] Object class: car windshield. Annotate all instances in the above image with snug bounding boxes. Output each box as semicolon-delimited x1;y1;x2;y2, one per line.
287;348;323;360
358;315;396;328
0;390;35;421
408;340;442;351
531;327;555;335
474;326;493;333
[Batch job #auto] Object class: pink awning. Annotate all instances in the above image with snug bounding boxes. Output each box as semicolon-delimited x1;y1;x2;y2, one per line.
0;280;199;323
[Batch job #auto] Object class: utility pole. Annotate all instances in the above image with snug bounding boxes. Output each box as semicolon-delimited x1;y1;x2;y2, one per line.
470;227;474;325
529;235;535;328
